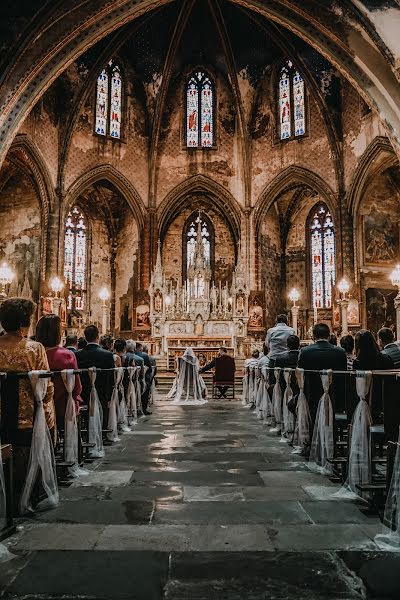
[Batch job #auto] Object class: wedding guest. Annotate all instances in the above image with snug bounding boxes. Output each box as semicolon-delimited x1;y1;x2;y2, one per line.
125;339;144;367
114;338;127;366
0;298;55;507
340;334;355;370
266;314;295;358
36;314;82;430
258;343;269;368
65;334;78;354
77;337;87;350
134;341;153;415
200;347;235;398
244;349;260;370
100;334;113;352
378;327;400;368
329;334;337;347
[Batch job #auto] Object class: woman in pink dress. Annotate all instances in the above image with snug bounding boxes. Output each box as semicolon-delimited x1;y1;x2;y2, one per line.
36;314;82;430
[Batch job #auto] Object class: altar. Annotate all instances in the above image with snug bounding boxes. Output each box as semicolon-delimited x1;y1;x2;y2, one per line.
148;213;253;358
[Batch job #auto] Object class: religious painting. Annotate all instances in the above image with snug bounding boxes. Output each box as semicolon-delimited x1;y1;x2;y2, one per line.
364;213;399;265
248;305;263;329
366;288;396;335
136;304;150;328
347;299;360;326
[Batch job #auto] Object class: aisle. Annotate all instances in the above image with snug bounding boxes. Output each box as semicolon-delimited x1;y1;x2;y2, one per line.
1;399;398;599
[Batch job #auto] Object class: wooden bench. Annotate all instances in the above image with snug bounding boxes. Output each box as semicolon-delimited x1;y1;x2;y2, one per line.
0;444;16;540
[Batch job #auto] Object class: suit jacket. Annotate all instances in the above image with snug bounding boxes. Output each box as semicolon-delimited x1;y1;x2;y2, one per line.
76;343;115;411
200;358;216;374
298;340;347;419
135;350;153;385
382;343;400;369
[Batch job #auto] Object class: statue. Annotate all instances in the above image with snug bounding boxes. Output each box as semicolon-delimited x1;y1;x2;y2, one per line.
195;314;204;335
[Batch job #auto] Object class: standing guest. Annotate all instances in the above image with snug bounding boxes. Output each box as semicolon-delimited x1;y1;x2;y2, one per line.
78;337;87;350
258;343;269;368
353;329;393;422
65;334;78;354
298;323;347;435
378;327;400;368
76;325;115;426
134;341;153;415
36;314;82;430
266;314;295;358
0;298;56;508
340;334;355;370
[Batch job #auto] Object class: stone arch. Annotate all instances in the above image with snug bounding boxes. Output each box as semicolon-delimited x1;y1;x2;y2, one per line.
6;134;56;279
66;164;146;230
254;166;338;234
346;136;398;217
158;174;243;246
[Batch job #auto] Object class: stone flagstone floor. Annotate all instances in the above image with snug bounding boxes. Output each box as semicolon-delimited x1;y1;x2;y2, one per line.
1;398;400;599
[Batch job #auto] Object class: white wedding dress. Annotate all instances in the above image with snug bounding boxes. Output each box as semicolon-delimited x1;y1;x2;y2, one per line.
168;347;208;405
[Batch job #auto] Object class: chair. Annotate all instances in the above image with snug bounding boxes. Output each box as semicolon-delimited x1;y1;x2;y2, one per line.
212;355;235;399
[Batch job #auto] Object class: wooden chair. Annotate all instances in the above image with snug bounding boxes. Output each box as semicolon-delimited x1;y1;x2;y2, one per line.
212;355;235;399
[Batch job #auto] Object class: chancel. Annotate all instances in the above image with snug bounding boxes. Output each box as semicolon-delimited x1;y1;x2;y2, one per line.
1;1;400;598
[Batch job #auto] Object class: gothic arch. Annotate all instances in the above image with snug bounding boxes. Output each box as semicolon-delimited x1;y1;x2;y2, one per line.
346;136;398;217
66;164;146;230
254;166;337;234
7;134;56;279
157;174;242;245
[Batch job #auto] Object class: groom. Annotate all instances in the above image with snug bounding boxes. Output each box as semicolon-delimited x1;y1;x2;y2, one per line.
199;347;234;398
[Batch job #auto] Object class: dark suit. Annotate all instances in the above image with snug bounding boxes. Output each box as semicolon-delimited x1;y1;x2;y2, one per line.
200;354;235;397
269;349;300;397
65;346;77;354
298;340;347;426
381;343;400;368
76;343;115;424
135;350;153;412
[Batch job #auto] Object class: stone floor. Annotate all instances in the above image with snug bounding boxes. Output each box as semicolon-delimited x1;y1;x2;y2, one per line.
1;399;400;599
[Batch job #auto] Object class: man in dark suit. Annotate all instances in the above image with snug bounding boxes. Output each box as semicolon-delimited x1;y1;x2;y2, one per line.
65;334;78;353
200;347;235;398
378;327;400;368
76;324;115;425
134;341;153;415
269;334;300;397
298;323;347;432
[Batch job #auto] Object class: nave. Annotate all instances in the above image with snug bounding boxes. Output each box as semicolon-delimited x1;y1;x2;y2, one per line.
1;399;398;600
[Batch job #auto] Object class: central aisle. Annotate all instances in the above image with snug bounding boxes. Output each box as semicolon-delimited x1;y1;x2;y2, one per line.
2;399;394;599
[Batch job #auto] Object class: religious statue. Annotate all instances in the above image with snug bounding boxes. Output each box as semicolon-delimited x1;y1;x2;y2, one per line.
195;314;204;336
154;290;163;313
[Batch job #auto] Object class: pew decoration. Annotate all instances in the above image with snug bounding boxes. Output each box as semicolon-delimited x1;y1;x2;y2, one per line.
61;369;89;477
20;371;59;514
88;368;104;458
270;367;282;433
242;367;249;406
107;368;123;442
282;369;295;442
136;368;144;414
375;429;400;550
116;368;130;433
308;369;334;475
292;368;311;454
126;366;138;425
256;367;271;422
334;371;373;500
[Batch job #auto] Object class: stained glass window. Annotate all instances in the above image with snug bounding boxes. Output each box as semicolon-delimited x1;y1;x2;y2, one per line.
279;61;306;141
186;72;214;148
64;207;87;310
186;214;211;269
95;61;123;138
310;204;336;309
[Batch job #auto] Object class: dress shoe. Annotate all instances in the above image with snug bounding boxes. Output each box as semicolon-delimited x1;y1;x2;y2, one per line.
143;410;152;415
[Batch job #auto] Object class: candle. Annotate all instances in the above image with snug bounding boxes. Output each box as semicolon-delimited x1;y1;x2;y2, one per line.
313;305;318;325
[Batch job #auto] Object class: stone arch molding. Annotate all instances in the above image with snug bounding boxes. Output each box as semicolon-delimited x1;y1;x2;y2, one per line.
346;136;399;217
7;134;56;279
66;164;146;230
1;1;400;168
157;174;243;244
254;166;338;233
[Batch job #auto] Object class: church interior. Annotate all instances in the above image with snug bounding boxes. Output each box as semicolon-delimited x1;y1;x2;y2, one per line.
1;1;400;598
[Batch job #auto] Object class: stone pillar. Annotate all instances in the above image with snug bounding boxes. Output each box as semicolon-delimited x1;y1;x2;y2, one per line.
110;240;117;334
291;305;299;335
395;295;400;341
338;298;349;335
45;187;64;290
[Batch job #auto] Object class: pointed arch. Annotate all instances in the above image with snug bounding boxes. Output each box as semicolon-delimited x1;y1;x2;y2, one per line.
158;174;242;245
66;165;146;230
254;166;337;234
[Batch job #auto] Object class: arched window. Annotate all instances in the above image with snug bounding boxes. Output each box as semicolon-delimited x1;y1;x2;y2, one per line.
95;61;123;139
278;61;306;141
186;71;214;148
309;204;335;309
64;206;88;310
183;212;214;279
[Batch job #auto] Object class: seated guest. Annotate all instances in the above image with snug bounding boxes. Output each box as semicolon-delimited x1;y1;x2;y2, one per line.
269;335;300;398
353;329;393;422
114;338;127;365
36;314;82;430
134;341;153;415
65;334;78;354
340;334;355;370
378;327;400;368
298;323;347;429
0;298;56;507
76;325;115;425
266;314;295;358
329;334;337;347
244;349;260;369
100;334;113;352
200;347;235;398
78;337;87;350
125;339;144;367
258;343;269;368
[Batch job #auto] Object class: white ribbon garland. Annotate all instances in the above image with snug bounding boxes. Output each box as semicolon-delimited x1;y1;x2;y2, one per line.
281;368;295;442
19;371;59;514
270;367;282;433
61;370;89;477
116;367;130;432
88;368;104;458
309;369;334;474
292;368;311;454
107;368;122;442
126;366;138;425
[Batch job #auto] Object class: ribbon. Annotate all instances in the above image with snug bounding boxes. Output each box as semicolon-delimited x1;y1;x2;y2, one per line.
88;368;104;458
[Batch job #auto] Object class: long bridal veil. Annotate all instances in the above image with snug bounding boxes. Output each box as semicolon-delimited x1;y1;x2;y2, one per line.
168;347;208;405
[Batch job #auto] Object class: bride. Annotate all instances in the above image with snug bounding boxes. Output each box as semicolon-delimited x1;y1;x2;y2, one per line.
168;347;208;405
